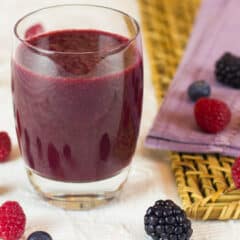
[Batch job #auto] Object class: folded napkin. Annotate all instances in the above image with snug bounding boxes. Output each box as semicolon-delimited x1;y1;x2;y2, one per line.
146;0;240;157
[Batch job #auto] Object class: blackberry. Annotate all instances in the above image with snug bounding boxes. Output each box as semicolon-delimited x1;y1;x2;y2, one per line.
188;80;211;101
144;200;193;240
215;52;240;88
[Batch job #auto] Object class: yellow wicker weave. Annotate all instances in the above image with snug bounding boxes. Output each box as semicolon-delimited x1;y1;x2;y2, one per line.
138;0;240;220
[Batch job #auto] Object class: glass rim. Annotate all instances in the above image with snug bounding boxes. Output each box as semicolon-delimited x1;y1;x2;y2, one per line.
14;4;140;55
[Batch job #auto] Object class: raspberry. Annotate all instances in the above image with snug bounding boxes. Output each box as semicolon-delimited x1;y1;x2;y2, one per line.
0;201;26;240
194;98;231;133
188;80;211;101
25;23;44;39
0;132;11;162
232;158;240;188
144;200;193;240
215;52;240;88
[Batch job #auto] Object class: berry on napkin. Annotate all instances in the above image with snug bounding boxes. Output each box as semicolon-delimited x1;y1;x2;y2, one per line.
188;80;211;101
194;98;231;134
215;52;240;88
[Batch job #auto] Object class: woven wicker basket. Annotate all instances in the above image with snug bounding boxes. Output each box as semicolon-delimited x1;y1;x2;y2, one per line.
139;0;240;220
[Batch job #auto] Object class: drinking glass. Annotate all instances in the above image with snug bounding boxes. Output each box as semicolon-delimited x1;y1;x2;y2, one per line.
12;4;143;209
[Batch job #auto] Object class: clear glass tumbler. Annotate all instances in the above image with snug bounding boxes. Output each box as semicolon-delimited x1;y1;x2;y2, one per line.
12;4;143;209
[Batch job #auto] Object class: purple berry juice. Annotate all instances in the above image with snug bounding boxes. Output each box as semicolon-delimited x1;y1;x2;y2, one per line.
12;29;143;182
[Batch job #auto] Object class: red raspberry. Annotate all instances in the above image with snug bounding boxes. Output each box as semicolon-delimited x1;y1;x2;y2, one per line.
0;132;11;162
0;201;26;240
194;98;231;133
25;23;44;39
232;158;240;188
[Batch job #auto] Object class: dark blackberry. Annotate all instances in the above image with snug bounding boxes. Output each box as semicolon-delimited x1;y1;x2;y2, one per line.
144;200;193;240
215;52;240;88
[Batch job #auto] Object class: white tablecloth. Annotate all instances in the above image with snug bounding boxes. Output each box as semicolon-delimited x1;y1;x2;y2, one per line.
1;0;240;239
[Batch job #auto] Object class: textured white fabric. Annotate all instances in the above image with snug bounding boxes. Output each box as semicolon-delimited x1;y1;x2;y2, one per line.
0;0;240;239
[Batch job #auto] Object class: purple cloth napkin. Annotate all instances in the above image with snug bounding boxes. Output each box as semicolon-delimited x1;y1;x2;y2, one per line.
146;0;240;157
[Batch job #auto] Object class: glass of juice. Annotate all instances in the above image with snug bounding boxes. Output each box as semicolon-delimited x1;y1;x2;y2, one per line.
12;4;143;209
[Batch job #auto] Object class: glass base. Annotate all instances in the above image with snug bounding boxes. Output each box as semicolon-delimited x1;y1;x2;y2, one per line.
26;167;130;210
